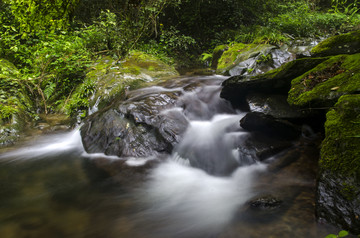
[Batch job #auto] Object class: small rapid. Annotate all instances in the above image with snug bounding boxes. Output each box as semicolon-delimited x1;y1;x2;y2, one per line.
0;75;337;238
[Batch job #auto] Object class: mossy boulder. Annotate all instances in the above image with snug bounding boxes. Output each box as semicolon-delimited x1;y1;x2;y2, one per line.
311;30;360;57
220;56;329;109
288;53;360;108
67;51;179;115
316;95;360;234
216;43;275;75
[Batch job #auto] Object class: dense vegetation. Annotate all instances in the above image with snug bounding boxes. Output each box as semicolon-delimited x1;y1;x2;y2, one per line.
0;0;359;128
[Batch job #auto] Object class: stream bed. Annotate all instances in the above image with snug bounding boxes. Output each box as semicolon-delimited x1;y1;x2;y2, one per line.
0;75;340;238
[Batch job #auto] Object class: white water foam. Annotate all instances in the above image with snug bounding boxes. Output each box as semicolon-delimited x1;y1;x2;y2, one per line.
0;129;84;161
138;159;266;236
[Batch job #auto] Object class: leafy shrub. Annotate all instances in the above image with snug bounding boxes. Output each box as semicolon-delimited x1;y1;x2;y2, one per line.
64;78;95;117
159;26;196;55
80;10;131;58
269;1;360;37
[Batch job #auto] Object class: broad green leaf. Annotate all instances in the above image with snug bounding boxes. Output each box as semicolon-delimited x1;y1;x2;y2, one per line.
325;234;337;238
338;230;349;237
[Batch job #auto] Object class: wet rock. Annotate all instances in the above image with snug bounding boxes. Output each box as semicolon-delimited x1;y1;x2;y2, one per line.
246;94;310;119
317;170;360;234
235;132;293;162
240;112;301;140
81;86;189;157
81;109;172;157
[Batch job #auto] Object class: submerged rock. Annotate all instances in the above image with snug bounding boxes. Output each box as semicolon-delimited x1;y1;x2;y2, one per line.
250;195;283;210
316;95;360;234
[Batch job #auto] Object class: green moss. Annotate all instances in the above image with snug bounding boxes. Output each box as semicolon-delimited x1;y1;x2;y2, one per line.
66;51;179;115
311;30;360;57
320;95;360;179
211;45;228;69
288;54;360;107
216;43;272;74
340;183;358;201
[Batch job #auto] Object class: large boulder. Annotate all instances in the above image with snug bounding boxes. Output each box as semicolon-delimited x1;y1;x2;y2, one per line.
288;53;360;108
311;30;360;57
80;87;188;157
316;95;360;234
220;57;328;109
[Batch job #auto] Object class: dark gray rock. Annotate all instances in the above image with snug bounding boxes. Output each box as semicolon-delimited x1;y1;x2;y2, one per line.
240;112;301;140
81;88;188;157
239;132;294;161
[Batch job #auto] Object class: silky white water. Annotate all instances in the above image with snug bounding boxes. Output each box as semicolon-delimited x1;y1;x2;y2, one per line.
0;75;337;238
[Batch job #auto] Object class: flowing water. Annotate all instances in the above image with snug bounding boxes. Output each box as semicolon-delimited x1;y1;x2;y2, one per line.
0;75;339;238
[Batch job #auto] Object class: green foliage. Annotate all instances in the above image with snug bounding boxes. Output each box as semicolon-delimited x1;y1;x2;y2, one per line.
200;52;213;65
325;230;349;238
159;26;196;54
331;0;359;16
81;10;131;58
268;1;360;37
64;78;95;117
4;0;79;36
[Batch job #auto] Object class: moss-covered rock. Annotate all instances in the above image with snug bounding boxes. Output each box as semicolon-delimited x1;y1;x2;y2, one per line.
216;43;274;75
311;30;360;57
66;51;179;116
316;95;360;234
220;56;329;109
288;54;360;108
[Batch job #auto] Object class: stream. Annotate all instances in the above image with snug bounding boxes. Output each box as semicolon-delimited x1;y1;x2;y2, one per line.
0;75;339;238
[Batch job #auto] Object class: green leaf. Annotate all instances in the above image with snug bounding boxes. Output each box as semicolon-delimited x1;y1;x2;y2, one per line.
325;234;337;238
338;230;349;237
